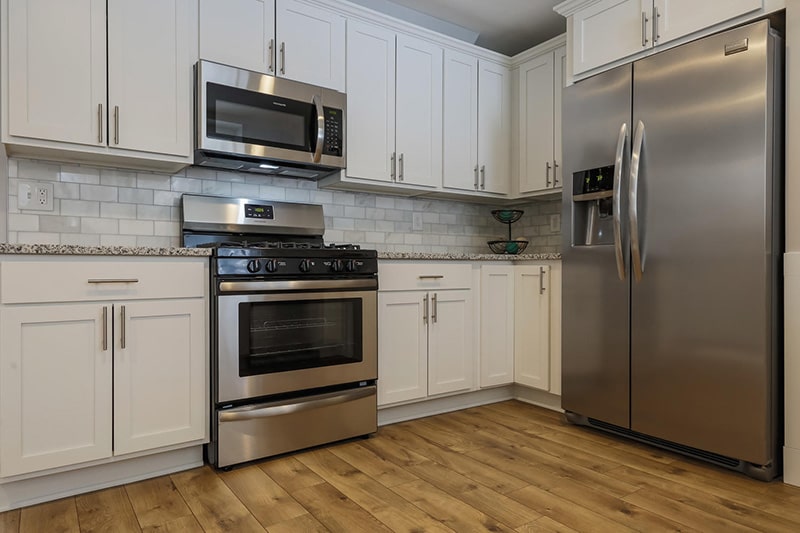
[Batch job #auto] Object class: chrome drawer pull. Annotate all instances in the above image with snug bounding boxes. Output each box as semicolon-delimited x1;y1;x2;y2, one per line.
418;275;444;280
88;278;139;284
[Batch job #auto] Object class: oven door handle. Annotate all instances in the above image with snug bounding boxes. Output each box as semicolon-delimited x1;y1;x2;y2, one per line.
218;278;378;293
218;386;376;422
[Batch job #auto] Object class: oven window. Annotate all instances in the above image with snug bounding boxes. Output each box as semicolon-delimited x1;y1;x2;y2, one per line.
239;298;362;376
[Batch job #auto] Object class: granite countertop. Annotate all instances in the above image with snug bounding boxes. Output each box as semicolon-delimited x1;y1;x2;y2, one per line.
0;243;212;257
378;252;561;261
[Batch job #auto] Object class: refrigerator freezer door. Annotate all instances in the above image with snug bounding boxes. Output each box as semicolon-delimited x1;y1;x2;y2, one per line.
630;20;778;464
561;65;632;428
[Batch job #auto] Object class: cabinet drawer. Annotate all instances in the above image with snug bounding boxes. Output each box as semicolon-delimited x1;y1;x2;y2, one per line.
379;262;472;291
0;258;206;304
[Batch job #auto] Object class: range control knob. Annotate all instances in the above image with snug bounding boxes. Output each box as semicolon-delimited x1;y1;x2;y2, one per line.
246;259;261;273
299;259;312;273
264;259;278;273
345;260;356;272
331;259;344;273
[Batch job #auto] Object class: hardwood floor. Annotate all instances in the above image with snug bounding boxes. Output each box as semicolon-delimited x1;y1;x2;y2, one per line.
2;400;800;532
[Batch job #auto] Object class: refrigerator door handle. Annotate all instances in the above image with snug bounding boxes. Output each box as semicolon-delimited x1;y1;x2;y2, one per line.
630;120;646;282
612;122;628;281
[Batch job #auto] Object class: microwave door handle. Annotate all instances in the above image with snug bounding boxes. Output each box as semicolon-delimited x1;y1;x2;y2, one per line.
312;94;324;163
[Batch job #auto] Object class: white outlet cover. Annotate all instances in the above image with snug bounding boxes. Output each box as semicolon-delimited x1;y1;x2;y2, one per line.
18;181;54;211
549;214;561;232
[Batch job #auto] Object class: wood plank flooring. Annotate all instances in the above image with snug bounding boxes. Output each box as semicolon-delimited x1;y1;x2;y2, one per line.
2;400;800;532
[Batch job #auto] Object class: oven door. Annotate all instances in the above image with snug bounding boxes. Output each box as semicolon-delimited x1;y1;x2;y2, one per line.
216;279;377;403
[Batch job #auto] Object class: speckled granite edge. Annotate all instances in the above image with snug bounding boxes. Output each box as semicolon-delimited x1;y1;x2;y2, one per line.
378;252;561;261
0;244;213;257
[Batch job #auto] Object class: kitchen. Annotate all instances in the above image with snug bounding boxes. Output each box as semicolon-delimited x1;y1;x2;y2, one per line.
1;0;800;530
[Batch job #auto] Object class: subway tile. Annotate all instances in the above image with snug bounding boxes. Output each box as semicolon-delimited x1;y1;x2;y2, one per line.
8;159;18;178
81;184;118;202
385;232;404;244
100;169;137;187
394;222;412;233
82;217;119;234
310;190;334;204
61;165;101;184
404;234;422;245
18;159;60;181
285;188;311;202
119;187;154;205
137;173;172;191
54;182;81;200
185;166;218;180
136;235;175;248
231;182;260;197
375;220;394;232
324;229;345;243
354;218;375;231
17;231;59;244
375;196;395;209
332;217;355;230
422;234;441;245
8;213;40;232
354;193;375;208
171;177;203;193
333;191;355;206
216;171;246;183
100;203;137;219
61;233;100;246
323;204;345;217
137;204;171;221
259;186;286;201
154;221;180;237
422;212;439;224
101;234;137;247
394;198;414;211
344;206;365;219
153;190;183;207
120;219;154;236
365;231;385;243
60;200;100;217
202;180;232;196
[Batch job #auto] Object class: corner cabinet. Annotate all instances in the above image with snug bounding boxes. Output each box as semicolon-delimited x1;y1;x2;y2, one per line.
558;0;764;77
2;0;197;170
377;262;474;406
0;257;208;479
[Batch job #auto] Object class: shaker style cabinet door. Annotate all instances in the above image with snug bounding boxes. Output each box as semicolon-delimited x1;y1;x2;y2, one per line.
0;303;113;477
107;0;194;157
477;61;511;195
114;299;207;455
6;0;106;146
514;265;551;391
199;0;276;74
479;265;515;387
652;0;762;45
428;290;474;396
519;53;555;194
442;49;479;192
377;291;428;405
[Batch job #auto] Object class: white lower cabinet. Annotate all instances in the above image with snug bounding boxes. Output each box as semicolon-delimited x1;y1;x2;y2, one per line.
514;265;551;389
0;257;208;479
479;265;515;387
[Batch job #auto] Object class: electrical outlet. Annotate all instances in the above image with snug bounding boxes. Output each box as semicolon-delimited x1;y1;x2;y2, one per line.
18;181;54;211
549;214;561;233
412;212;424;231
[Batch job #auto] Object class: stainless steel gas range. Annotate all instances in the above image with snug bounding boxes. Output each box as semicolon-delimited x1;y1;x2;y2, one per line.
181;194;378;468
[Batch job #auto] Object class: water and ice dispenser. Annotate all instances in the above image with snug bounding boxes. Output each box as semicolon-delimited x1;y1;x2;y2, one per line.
572;165;615;246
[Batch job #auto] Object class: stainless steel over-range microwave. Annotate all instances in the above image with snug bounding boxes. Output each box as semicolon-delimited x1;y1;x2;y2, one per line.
195;60;346;179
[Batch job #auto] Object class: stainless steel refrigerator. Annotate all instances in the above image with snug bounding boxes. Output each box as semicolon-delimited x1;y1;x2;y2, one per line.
561;19;783;480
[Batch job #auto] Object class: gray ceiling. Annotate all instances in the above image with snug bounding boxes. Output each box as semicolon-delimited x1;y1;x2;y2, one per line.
347;0;566;56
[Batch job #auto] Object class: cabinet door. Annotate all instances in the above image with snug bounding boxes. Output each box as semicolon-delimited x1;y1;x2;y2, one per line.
346;20;396;183
478;61;511;195
479;265;515;387
553;46;566;190
428;290;474;396
548;262;563;396
653;0;762;45
572;0;652;75
199;0;275;74
377;291;428;405
514;266;551;390
107;0;194;157
443;49;479;192
519;52;555;194
114;299;207;455
276;0;345;91
7;0;106;146
395;34;443;189
0;304;112;477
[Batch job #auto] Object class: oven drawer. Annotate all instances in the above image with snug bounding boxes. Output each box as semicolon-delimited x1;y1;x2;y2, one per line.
378;262;472;291
215;385;377;467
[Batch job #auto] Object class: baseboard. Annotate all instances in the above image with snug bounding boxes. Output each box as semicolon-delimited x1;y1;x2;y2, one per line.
784;446;800;487
378;386;515;426
513;384;563;412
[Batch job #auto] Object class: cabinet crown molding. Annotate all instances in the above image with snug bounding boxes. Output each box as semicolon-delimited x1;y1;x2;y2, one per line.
554;0;605;18
511;33;566;66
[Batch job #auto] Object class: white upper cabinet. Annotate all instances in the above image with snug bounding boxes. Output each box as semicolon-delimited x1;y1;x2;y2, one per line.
442;49;479;192
518;44;566;195
7;0;106;147
199;0;275;74
345;20;442;189
3;0;196;169
477;60;511;195
345;19;396;183
107;0;194;157
562;0;763;76
198;0;344;91
275;0;345;91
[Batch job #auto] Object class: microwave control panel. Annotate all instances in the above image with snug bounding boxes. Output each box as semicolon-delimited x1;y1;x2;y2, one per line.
323;107;343;157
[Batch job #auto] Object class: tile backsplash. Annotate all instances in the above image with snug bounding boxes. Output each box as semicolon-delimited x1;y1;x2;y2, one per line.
5;158;562;254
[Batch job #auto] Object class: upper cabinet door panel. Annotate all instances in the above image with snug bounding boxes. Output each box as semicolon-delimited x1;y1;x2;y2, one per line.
107;0;194;157
572;0;651;75
653;0;762;45
7;0;106;146
395;34;443;189
443;49;479;192
345;20;396;182
199;0;275;74
478;61;511;195
276;0;345;91
519;53;555;194
553;46;567;188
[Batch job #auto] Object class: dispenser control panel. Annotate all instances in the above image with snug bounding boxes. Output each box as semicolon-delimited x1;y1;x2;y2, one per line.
574;165;615;195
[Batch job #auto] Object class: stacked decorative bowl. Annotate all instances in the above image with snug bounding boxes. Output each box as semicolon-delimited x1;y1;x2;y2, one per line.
488;209;528;254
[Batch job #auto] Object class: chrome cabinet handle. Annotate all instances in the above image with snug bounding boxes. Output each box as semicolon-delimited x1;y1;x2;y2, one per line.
97;103;103;143
280;42;286;75
630;120;646;282
390;152;396;181
423;293;429;324
473;165;479;190
653;6;660;44
431;293;438;323
312;95;324;163
398;153;404;181
120;305;127;349
546;161;552;187
642;12;649;47
268;39;274;73
418;275;444;280
102;306;108;351
480;165;486;190
113;106;119;144
88;278;139;284
553;160;559;187
539;267;546;295
612;123;628;281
